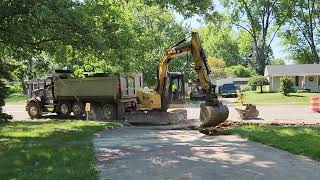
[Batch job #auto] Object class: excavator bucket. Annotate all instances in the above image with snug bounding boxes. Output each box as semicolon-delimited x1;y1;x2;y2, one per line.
199;103;229;128
235;104;259;120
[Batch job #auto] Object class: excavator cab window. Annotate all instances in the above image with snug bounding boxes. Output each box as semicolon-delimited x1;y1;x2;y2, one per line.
167;72;185;105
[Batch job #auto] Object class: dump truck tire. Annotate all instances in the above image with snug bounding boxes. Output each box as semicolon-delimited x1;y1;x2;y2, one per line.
27;102;42;119
72;102;84;119
57;102;72;117
101;104;117;120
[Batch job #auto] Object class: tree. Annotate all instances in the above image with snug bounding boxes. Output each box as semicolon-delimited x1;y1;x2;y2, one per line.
207;56;227;79
0;0;213;108
279;76;295;96
199;23;244;66
248;76;269;93
280;0;320;64
0;0;103;92
225;65;255;77
223;0;286;75
143;0;214;18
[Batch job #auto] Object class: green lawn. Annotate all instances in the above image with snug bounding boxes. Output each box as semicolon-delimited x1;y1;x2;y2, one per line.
0;120;120;180
227;125;320;160
239;91;320;105
5;93;29;105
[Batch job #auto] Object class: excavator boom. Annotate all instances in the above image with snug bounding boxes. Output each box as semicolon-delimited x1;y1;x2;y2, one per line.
156;32;229;127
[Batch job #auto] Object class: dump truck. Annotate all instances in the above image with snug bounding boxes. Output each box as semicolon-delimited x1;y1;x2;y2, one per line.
26;70;143;120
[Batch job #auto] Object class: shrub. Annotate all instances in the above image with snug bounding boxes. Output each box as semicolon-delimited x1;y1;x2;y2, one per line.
279;76;295;96
8;83;23;94
0;80;12;122
242;86;252;92
248;76;269;93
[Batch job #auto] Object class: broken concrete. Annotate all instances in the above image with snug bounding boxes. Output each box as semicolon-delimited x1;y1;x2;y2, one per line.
124;109;189;125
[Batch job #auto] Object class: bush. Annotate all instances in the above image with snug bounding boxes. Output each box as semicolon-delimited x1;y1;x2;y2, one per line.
8;83;23;94
0;80;12;122
279;76;295;96
242;86;252;92
248;76;269;93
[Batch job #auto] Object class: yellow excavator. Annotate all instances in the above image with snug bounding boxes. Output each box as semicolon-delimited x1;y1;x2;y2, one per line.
136;32;229;127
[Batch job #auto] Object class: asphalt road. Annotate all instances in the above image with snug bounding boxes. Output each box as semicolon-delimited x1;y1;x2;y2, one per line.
3;100;320;124
93;127;320;180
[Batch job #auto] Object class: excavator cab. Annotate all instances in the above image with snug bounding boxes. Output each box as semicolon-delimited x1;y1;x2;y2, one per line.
166;72;185;107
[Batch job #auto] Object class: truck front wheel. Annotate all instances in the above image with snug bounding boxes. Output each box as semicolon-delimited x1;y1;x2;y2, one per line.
27;102;42;119
57;102;71;117
101;104;116;120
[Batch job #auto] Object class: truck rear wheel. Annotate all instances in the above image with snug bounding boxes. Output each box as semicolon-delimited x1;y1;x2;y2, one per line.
72;102;84;119
27;102;42;119
101;104;116;120
57;102;71;117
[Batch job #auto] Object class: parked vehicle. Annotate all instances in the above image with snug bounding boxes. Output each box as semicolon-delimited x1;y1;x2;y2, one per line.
221;83;238;98
26;70;143;120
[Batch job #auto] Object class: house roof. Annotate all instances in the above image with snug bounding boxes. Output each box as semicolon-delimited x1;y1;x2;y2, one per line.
265;64;320;76
233;77;251;81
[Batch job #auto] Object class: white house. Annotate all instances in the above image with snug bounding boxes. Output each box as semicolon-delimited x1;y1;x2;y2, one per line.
265;64;320;92
233;77;251;89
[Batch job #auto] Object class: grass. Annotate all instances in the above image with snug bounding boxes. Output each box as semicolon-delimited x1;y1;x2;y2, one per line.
5;93;29;105
239;91;320;105
0;120;121;179
227;125;320;160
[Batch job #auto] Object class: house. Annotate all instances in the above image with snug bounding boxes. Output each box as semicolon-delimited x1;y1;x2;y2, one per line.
233;77;251;90
265;64;320;92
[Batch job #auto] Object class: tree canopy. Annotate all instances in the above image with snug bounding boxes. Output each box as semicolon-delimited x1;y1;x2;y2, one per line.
280;0;320;64
221;0;286;75
199;23;244;66
0;0;214;121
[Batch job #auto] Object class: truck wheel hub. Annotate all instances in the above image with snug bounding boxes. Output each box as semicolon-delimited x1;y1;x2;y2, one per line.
61;104;69;114
103;108;112;119
73;104;81;114
30;106;38;116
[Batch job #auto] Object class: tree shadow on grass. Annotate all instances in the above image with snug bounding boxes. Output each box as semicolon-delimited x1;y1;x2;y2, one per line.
0;121;112;180
287;94;305;97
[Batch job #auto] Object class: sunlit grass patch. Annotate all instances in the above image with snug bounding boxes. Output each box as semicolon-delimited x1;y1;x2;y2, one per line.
0;120;121;179
227;125;320;160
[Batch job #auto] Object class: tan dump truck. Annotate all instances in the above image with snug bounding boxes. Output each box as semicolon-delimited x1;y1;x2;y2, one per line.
26;70;143;120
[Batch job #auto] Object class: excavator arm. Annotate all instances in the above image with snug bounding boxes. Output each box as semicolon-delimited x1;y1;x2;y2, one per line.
156;32;229;127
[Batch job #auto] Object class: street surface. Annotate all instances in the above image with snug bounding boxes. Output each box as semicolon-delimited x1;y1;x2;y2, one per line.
93;127;320;180
3;99;320;124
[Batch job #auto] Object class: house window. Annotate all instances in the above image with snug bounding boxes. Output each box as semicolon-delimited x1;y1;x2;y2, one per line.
295;76;299;86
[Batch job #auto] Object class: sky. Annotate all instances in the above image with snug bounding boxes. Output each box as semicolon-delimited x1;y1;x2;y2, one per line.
173;1;290;64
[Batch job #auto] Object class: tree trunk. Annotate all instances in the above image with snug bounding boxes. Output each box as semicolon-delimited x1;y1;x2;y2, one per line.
310;45;319;64
260;85;263;93
253;47;267;75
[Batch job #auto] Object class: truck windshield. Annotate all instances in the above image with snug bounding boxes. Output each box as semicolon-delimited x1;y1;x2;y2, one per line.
222;84;236;93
